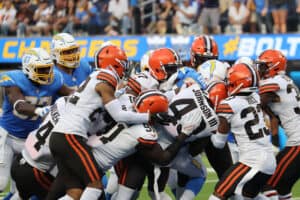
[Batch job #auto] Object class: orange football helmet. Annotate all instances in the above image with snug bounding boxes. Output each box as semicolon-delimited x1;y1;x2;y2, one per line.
135;90;169;114
94;44;128;78
190;35;219;68
227;63;259;96
148;48;182;81
256;49;287;79
207;81;228;109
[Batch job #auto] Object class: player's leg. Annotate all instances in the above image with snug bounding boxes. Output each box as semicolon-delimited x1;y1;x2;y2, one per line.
114;155;148;200
49;132;104;199
211;162;251;199
11;154;55;199
266;146;300;199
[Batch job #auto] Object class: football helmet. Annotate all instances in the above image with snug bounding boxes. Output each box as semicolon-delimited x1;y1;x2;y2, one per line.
94;43;128;78
207;81;228;109
197;59;228;84
135;89;169;114
51;33;80;68
22;48;54;85
234;56;254;68
227;63;259;96
256;49;287;79
148;48;182;81
140;50;154;72
190;35;218;68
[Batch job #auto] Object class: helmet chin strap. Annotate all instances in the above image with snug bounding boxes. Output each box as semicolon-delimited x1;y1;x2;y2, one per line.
230;83;243;96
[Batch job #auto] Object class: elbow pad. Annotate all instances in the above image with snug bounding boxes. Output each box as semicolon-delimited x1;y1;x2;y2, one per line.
210;132;227;149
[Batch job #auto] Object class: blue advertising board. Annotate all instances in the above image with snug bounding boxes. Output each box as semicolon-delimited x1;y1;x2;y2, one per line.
0;34;299;63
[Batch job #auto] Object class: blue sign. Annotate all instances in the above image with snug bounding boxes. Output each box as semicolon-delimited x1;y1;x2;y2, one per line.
0;34;299;63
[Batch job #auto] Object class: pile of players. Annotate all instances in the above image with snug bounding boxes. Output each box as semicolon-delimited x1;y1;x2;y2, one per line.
0;33;299;200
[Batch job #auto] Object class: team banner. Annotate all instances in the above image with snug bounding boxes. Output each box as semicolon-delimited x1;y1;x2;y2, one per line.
0;34;299;63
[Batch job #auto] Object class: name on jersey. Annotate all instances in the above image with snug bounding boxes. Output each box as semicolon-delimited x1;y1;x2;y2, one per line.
193;89;212;119
50;104;60;124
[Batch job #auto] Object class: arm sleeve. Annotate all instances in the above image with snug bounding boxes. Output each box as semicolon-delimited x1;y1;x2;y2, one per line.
104;98;149;124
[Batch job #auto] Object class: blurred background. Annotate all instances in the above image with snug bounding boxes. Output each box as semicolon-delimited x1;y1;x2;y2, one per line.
0;0;300;84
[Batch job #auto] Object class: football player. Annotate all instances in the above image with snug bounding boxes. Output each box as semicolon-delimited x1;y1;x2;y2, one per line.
209;63;276;200
258;49;300;200
51;33;93;90
190;35;219;69
46;44;174;200
0;48;73;195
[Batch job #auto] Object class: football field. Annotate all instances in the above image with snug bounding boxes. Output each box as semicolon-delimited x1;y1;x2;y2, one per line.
1;155;299;200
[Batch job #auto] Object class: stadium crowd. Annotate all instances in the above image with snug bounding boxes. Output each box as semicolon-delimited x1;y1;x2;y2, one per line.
0;0;300;37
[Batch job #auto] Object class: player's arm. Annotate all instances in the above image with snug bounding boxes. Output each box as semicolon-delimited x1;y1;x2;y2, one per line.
136;134;188;166
210;116;229;149
260;92;280;136
57;84;75;96
6;86;37;117
97;82;173;124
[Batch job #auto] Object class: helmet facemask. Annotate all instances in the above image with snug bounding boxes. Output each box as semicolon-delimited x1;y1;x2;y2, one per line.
55;45;80;68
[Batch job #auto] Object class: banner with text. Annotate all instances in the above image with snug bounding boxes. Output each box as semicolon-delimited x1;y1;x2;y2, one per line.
0;34;299;63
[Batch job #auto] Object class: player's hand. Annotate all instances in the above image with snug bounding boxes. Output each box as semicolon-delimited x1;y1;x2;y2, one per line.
150;112;176;125
34;106;51;117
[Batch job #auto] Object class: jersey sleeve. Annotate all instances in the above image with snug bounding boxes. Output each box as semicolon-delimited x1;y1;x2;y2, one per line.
127;77;142;94
80;58;93;75
137;126;158;147
0;72;17;87
259;78;280;94
216;101;234;121
96;70;118;89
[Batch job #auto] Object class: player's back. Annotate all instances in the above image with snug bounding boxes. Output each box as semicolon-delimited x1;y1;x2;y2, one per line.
164;83;218;141
217;92;274;171
260;74;300;146
22;97;67;172
53;69;119;138
89;123;157;171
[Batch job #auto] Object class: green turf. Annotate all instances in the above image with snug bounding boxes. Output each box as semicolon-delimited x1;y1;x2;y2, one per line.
1;155;300;200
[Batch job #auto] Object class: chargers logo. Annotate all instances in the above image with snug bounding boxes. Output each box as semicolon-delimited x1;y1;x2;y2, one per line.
0;75;12;83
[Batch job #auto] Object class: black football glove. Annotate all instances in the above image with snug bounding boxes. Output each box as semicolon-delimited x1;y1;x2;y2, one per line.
150;112;177;125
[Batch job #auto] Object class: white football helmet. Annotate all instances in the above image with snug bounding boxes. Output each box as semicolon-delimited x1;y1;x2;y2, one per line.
197;59;228;84
140;50;153;72
51;33;80;68
22;48;54;85
234;56;254;69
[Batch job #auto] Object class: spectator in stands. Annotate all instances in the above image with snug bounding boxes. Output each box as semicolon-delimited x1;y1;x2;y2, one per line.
52;0;68;34
199;0;220;34
248;0;272;33
246;0;257;33
15;0;35;37
62;0;77;34
270;0;288;33
227;0;250;34
155;0;175;34
108;0;130;35
0;0;17;36
296;0;300;31
173;0;198;34
219;0;233;33
86;0;103;35
26;0;53;36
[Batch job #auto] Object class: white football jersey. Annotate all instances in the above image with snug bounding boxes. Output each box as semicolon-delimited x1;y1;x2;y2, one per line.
88;123;158;171
52;69;119;138
128;71;159;94
22;97;67;172
260;74;300;146
164;83;219;141
217;92;276;174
